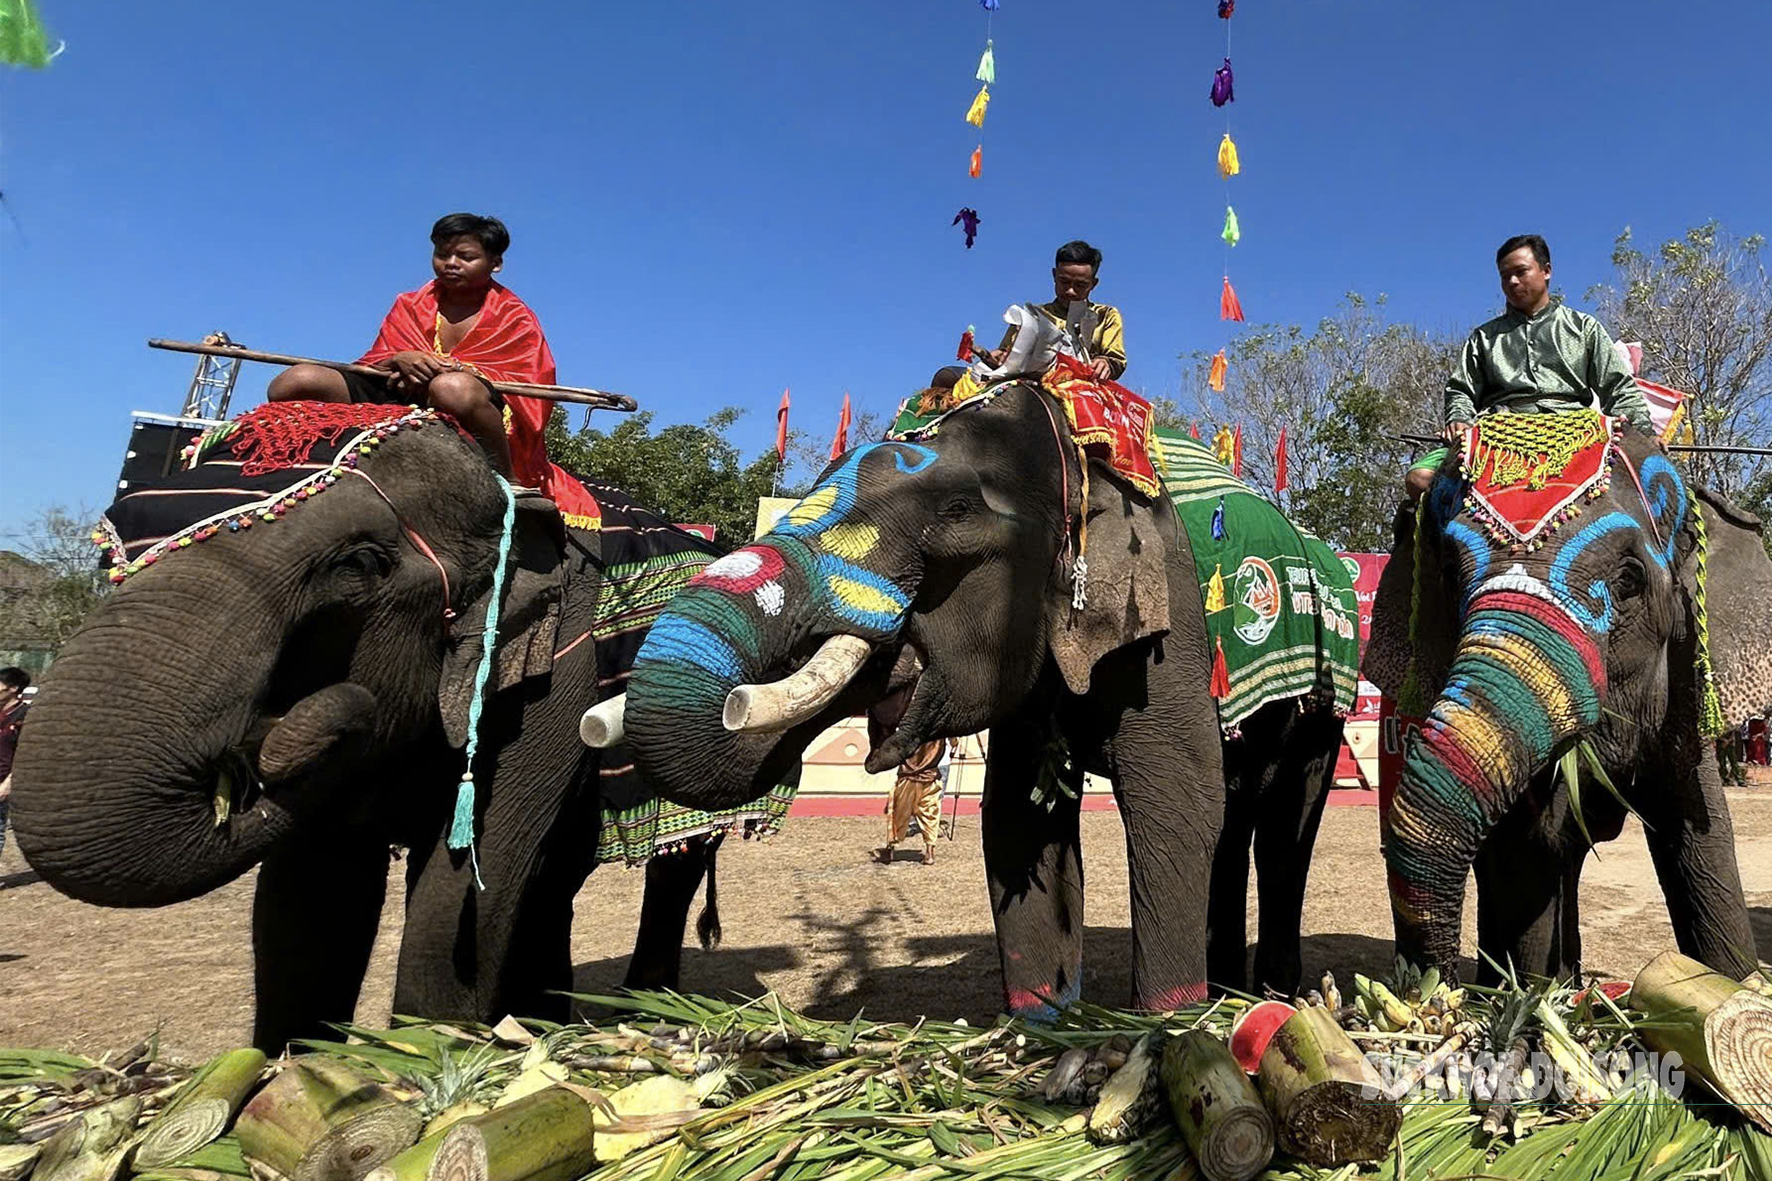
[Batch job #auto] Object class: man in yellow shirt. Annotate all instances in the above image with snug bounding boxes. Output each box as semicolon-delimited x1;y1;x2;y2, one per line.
984;240;1127;380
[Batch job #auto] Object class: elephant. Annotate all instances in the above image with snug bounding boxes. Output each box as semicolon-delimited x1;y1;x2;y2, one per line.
9;402;788;1052
1364;418;1771;981
599;379;1349;1018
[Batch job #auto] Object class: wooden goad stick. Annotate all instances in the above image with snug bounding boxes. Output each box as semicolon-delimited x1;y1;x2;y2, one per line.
149;339;638;413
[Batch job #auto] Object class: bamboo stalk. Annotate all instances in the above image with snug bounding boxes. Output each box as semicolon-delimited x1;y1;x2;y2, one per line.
146;340;637;412
425;1088;597;1181
1256;1006;1401;1166
136;1049;267;1169
1160;1031;1274;1181
1632;951;1772;1133
32;1096;140;1181
234;1058;422;1181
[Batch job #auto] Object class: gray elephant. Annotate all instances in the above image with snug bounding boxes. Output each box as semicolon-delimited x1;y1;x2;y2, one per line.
591;380;1351;1018
1364;416;1770;980
9;402;791;1052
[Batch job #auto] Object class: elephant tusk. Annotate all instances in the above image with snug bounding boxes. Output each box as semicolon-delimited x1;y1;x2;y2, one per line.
723;634;873;734
580;693;627;748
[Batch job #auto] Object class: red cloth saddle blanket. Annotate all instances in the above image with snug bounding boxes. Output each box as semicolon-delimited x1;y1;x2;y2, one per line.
1041;354;1160;498
1461;410;1620;551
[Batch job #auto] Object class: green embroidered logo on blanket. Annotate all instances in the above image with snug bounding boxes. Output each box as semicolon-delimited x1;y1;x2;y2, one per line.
1154;429;1360;729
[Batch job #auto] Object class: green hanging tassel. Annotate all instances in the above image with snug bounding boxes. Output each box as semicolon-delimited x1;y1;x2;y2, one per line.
1221;205;1241;248
449;773;476;849
1689;486;1728;739
976;39;995;85
0;0;62;68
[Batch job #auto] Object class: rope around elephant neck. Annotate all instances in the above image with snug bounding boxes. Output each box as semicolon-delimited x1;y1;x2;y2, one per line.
448;473;519;888
1688;485;1727;739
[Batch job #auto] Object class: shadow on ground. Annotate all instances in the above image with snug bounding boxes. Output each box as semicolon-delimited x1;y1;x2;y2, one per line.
573;925;1456;1021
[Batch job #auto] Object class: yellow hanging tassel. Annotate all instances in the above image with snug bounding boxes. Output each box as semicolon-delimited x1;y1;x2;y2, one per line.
1208;349;1228;392
1205;564;1227;613
965;85;990;128
1217;133;1240;180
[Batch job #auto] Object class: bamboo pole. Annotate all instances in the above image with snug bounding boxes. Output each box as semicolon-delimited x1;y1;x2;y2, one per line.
1161;1031;1274;1181
234;1058;422;1181
136;1049;267;1169
1632;951;1772;1132
424;1088;597;1181
147;340;637;413
1255;1007;1401;1166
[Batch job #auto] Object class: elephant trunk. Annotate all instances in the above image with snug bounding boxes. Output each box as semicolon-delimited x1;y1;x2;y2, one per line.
10;573;377;907
1385;589;1606;971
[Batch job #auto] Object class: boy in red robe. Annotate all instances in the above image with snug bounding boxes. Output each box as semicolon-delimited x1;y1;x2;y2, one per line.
267;213;600;527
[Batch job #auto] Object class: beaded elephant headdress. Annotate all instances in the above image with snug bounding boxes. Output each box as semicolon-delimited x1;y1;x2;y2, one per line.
1458;410;1620;554
93;402;453;583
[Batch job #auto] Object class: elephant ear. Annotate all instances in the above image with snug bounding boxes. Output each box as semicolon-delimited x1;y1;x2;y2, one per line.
437;492;568;748
1046;463;1172;696
1363;503;1458;703
1686;486;1772;728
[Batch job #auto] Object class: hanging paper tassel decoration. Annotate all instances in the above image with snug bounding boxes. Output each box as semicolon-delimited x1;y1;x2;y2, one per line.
969;145;982;178
1210;58;1235;107
1209;637;1232;699
1221;206;1241;248
980;0;999;9
1205;564;1227;612
965;85;990;127
952;207;981;248
1212;425;1235;467
1217;133;1240;180
1189;421;1201;439
1218;0;1235;17
0;0;61;68
1274;427;1289;493
1208;349;1228;391
1211;498;1226;541
976;39;995;84
957;327;977;360
1232;424;1244;477
1220;276;1245;322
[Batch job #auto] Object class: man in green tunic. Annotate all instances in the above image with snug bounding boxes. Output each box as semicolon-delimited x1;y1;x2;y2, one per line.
1407;234;1653;498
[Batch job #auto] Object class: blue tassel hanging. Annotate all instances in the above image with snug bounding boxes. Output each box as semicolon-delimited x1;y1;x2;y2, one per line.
1212;497;1225;540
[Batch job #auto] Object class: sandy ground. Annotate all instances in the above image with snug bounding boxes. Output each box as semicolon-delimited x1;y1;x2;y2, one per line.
3;780;1769;1060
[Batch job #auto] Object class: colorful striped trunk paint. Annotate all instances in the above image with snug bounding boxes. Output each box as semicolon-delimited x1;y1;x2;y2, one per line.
1384;587;1605;969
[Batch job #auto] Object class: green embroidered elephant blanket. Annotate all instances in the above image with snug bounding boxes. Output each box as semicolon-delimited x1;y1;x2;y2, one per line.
1154;429;1359;730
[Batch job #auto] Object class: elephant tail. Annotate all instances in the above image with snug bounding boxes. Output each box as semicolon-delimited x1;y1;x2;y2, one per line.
695;832;724;950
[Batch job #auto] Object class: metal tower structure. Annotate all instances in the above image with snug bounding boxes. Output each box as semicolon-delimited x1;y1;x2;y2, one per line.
180;331;242;419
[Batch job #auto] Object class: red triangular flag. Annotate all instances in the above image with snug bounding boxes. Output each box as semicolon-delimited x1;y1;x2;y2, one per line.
1220;276;1245;322
1189;421;1201;439
1209;637;1231;699
775;387;791;464
829;392;852;461
1274;427;1288;493
1232;424;1244;478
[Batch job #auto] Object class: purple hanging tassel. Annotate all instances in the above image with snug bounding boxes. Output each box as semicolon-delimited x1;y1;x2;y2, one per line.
952;207;981;248
980;0;999;9
1217;0;1234;16
1210;59;1235;106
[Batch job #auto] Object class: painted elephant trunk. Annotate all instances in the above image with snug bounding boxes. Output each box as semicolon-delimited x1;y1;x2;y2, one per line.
1385;588;1607;970
10;583;378;907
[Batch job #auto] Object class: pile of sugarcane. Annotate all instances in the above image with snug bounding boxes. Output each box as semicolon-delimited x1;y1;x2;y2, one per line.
3;951;1769;1181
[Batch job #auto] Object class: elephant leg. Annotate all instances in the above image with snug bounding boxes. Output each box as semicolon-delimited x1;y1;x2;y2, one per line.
623;835;716;990
1206;740;1257;994
251;824;390;1054
1249;706;1342;997
1641;746;1758;978
982;711;1085;1023
1471;785;1586;982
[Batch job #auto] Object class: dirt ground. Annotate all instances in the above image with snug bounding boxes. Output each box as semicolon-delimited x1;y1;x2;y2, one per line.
4;779;1770;1060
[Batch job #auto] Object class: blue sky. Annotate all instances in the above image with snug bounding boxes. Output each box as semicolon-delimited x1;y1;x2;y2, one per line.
3;0;1769;533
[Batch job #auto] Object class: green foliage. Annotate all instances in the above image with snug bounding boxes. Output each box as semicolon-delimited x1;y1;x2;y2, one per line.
1181;294;1454;552
546;407;782;545
0;505;107;655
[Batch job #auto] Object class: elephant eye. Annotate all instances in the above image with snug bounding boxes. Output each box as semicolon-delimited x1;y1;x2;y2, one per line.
938;495;976;522
1612;556;1646;599
331;544;392;583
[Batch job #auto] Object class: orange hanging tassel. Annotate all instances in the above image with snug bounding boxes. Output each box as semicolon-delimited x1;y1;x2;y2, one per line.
1220;276;1245;322
1210;637;1232;699
969;145;983;178
1208;349;1227;391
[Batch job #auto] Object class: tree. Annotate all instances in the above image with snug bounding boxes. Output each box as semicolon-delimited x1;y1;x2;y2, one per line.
545;408;782;544
0;504;108;653
1588;221;1772;502
1180;296;1455;552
